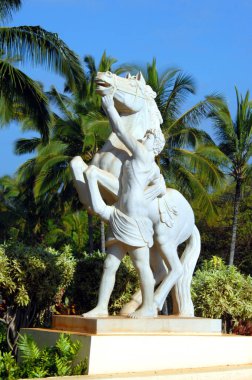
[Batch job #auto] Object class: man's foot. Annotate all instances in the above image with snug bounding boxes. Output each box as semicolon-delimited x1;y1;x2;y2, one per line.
128;306;157;319
82;306;108;318
120;299;140;316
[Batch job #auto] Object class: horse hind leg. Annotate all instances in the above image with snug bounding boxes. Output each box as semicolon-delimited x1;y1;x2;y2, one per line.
153;243;183;312
172;225;201;316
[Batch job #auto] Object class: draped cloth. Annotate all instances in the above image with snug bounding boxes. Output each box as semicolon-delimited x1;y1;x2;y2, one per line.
106;207;154;248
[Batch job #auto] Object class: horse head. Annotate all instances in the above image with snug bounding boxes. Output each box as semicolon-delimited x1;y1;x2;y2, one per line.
95;71;156;115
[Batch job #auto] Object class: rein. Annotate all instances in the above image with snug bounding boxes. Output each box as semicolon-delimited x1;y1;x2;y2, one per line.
111;74;149;100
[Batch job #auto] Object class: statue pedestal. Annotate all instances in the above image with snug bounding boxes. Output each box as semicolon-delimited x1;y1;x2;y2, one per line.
21;316;252;377
51;314;222;334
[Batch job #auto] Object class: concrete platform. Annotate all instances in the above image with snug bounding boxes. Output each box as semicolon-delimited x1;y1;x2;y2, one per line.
51;315;222;334
25;364;252;380
21;328;252;375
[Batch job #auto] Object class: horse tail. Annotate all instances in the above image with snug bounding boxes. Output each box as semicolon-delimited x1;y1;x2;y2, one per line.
172;225;201;316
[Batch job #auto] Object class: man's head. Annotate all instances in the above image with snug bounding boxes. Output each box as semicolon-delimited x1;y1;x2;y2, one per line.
142;129;165;156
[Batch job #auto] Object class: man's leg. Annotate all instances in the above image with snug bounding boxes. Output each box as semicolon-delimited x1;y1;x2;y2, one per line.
83;243;126;317
128;246;156;318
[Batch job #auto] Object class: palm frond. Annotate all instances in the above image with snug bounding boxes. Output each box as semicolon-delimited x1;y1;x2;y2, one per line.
165;127;214;149
173;148;226;190
0;0;21;22
0;59;50;141
47;86;74;120
163;162;218;221
98;51;117;72
161;72;196;122
14;137;41;155
167;96;217;132
16;158;36;184
34;155;71;199
0;26;84;88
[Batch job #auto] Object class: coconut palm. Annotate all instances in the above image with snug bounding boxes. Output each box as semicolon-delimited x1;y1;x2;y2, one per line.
209;88;252;265
0;0;84;141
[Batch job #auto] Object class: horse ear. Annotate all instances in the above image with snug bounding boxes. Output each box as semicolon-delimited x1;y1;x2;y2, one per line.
136;71;146;84
125;72;132;79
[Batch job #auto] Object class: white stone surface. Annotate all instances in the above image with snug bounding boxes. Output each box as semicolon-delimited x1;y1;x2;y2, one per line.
52;315;222;334
29;365;252;380
21;328;252;376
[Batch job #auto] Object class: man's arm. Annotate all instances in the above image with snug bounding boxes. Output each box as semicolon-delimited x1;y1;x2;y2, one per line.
144;165;166;201
102;95;145;160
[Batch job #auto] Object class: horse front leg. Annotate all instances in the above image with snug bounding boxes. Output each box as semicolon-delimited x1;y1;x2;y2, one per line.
70;156;120;213
70;156;90;209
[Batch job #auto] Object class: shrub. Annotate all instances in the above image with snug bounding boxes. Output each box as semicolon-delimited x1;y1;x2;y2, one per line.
0;350;19;380
0;333;86;379
69;251;139;314
191;256;252;332
0;242;76;352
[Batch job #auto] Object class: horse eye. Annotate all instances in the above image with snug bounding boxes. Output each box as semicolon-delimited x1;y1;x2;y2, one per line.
106;71;112;76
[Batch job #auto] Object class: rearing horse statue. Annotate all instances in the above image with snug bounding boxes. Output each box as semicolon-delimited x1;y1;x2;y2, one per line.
70;71;200;317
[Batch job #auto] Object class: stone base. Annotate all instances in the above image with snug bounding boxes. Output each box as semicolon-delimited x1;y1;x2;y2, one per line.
28;365;252;380
21;327;252;375
52;315;222;334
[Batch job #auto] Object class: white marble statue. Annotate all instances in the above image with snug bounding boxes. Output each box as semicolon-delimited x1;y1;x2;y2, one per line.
71;71;201;317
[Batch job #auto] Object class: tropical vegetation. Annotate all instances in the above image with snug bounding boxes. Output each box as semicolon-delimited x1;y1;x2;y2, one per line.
0;1;251;373
0;333;87;378
192;256;252;332
209;89;252;264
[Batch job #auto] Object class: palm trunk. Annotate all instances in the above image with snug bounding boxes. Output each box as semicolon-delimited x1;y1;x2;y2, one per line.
100;220;106;253
229;179;242;266
88;213;94;253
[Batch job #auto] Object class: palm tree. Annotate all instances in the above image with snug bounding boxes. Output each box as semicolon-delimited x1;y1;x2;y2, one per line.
0;0;84;141
140;59;228;221
209;88;252;265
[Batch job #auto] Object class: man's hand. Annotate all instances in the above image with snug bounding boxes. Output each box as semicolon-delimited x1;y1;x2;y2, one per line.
144;175;166;201
102;95;114;113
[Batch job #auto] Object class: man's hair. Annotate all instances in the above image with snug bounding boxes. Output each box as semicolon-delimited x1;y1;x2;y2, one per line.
145;129;165;156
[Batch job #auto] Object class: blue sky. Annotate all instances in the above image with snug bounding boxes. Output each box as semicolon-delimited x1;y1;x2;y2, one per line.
1;0;252;176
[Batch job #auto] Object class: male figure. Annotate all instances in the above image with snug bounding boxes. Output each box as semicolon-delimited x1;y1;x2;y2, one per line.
82;94;165;318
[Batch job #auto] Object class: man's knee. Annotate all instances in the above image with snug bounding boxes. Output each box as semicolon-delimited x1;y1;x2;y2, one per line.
103;255;120;274
85;165;97;180
70;156;85;171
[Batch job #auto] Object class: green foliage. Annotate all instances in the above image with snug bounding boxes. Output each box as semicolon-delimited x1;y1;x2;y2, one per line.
43;210;89;255
0;322;8;352
0;350;19;380
199;188;252;274
0;333;87;379
0;242;76;310
0;242;76;353
191;256;252;323
69;251;139;314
